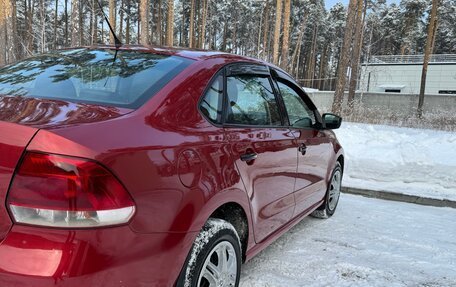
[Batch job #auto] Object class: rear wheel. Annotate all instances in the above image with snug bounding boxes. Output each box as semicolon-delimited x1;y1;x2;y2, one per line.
312;162;342;219
178;218;241;287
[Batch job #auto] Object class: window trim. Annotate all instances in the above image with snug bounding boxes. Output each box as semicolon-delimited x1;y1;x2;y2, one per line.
198;63;320;130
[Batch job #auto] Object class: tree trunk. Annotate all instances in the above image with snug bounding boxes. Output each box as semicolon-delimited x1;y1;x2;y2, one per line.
158;0;163;45
232;10;238;53
65;0;69;47
71;0;81;46
418;0;439;118
139;0;150;44
199;0;208;49
332;0;358;114
257;8;263;57
109;0;116;44
125;0;130;44
262;1;270;60
91;0;97;45
347;0;365;109
180;2;185;46
27;0;35;54
136;1;140;44
290;15;307;76
189;0;195;48
306;24;318;88
166;0;174;46
40;0;46;52
0;0;18;65
151;0;156;42
78;0;83;45
54;0;58;49
281;0;291;70
119;0;124;42
196;1;201;48
272;0;283;65
221;21;227;51
319;45;329;90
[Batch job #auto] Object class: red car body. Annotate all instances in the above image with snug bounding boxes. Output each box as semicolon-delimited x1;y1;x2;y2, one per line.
0;46;344;286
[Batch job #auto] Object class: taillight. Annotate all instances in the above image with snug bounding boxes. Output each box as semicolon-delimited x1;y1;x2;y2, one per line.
7;152;135;228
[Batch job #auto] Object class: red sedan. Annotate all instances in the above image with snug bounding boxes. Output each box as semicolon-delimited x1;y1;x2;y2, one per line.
0;46;344;287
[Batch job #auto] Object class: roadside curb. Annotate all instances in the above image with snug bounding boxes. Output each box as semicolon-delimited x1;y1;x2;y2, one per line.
341;187;456;209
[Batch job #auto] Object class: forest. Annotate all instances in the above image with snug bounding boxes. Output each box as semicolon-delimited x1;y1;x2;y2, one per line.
0;0;455;94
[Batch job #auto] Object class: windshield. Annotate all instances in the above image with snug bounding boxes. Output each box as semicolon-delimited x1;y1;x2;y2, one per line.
0;49;193;109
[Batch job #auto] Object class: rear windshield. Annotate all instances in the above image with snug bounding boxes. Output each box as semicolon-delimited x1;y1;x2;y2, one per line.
0;49;193;109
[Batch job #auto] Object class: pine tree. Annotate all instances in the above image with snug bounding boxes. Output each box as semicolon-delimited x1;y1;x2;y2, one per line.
71;0;81;46
109;0;116;44
418;0;440;117
273;0;283;65
332;0;358;114
0;0;18;65
347;0;366;108
166;0;174;46
281;0;291;69
139;0;150;44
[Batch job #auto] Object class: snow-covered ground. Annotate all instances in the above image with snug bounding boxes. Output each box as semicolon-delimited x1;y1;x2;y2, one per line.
334;122;456;201
240;194;456;287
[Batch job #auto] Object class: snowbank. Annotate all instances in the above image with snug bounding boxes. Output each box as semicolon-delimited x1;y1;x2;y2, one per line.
334;122;456;201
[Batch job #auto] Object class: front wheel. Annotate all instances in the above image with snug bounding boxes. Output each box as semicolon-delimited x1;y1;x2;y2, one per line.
178;218;242;287
312;162;342;219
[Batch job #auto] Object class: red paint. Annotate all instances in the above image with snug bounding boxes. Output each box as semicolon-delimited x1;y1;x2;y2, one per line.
0;45;343;286
0;122;38;241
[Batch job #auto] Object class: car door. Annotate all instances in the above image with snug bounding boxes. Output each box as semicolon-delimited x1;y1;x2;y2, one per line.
223;64;297;243
273;73;332;217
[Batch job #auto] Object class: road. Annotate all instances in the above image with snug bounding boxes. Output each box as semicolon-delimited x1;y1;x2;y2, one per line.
240;194;456;287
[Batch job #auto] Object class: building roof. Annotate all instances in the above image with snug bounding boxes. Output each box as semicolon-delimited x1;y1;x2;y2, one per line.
368;54;456;64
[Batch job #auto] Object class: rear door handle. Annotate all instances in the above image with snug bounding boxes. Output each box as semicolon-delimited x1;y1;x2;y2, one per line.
240;153;258;162
298;143;307;155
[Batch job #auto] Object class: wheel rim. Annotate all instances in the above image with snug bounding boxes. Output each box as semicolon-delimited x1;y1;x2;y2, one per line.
328;169;341;211
197;241;238;287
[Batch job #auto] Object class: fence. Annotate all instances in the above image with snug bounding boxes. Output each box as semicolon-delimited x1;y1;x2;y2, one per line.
307;91;456;131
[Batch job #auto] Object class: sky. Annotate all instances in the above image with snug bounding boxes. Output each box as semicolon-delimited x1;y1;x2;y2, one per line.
324;0;399;10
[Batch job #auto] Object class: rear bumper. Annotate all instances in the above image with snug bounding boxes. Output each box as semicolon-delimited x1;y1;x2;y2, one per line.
0;225;197;286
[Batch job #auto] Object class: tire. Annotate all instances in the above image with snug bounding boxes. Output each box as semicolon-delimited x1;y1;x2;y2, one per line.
177;218;242;287
312;162;342;219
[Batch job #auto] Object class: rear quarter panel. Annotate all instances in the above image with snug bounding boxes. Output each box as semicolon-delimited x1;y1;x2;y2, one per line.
0;122;38;241
26;58;254;236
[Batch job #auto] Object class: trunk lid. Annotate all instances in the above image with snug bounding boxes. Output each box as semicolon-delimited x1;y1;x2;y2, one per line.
0;96;133;130
0;122;38;241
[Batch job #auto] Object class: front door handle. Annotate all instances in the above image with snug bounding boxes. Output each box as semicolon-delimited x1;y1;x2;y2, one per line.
298;143;307;155
240;152;258;162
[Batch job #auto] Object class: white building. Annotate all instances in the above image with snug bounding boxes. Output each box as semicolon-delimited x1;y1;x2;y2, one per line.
359;54;456;95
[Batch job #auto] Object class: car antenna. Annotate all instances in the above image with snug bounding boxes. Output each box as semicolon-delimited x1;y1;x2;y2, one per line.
95;0;122;49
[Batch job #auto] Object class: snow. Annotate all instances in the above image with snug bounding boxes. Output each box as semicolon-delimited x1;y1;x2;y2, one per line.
184;218;240;287
240;194;456;286
334;122;456;201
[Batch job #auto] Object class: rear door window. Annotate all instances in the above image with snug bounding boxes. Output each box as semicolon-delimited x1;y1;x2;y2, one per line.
0;49;193;109
225;75;282;126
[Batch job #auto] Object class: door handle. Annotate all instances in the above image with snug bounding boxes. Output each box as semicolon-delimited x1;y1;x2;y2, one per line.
240;152;258;162
298;143;307;155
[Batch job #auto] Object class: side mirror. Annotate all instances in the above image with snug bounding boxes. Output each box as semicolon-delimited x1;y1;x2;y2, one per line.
322;113;342;129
